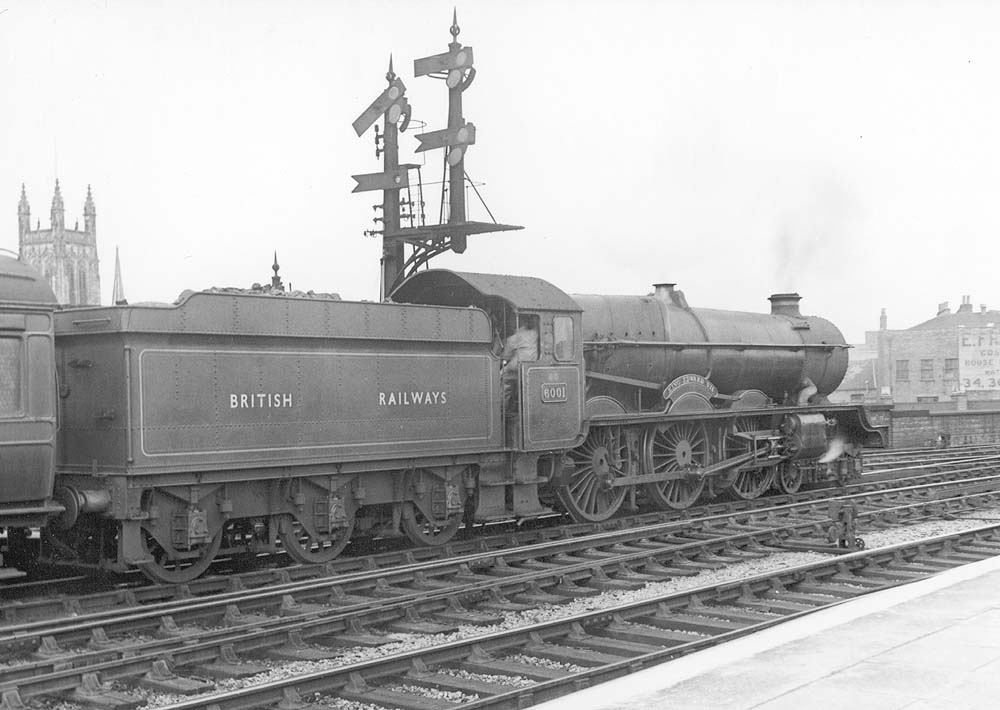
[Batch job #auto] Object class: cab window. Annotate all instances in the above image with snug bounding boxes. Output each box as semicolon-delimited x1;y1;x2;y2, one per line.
553;316;574;362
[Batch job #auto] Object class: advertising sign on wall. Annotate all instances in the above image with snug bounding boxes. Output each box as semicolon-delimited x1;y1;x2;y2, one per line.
958;328;1000;391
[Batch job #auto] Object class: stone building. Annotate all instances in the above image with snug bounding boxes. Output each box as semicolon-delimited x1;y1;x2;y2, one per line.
832;298;1000;410
17;181;101;306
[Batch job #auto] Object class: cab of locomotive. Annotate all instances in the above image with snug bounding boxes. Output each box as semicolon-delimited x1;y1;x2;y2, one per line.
391;269;585;451
0;255;60;539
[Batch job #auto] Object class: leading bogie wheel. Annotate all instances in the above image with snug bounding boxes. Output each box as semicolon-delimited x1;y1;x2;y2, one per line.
772;461;804;495
731;468;775;500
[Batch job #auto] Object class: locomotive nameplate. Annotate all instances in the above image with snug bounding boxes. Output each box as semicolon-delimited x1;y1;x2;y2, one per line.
137;348;498;459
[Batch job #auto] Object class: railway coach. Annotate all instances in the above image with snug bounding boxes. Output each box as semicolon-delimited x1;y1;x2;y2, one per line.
0;253;60;576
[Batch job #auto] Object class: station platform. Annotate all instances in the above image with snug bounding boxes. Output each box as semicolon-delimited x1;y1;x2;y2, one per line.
536;553;1000;710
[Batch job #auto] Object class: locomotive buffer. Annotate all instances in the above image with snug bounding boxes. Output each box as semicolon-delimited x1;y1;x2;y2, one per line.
351;11;521;300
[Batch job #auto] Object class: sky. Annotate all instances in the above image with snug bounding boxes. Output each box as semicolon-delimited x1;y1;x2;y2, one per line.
1;0;999;343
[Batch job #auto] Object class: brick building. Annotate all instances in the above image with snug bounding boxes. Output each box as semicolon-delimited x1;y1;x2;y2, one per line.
17;181;101;306
832;298;1000;410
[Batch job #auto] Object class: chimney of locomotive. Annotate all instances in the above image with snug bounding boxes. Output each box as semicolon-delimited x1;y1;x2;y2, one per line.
653;283;676;300
653;283;690;309
769;293;802;317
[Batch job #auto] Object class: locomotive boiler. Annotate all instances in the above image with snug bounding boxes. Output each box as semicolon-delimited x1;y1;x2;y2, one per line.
576;286;847;409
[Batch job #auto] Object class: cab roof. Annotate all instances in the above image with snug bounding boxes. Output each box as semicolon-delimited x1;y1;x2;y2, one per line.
392;270;581;313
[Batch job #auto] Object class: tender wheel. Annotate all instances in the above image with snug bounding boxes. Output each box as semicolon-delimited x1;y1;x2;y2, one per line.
400;469;466;547
401;501;463;546
772;461;804;495
642;420;708;510
138;526;222;584
556;425;630;522
278;480;357;564
279;512;355;564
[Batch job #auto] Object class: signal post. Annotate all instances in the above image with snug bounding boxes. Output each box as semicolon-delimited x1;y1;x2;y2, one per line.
351;12;521;300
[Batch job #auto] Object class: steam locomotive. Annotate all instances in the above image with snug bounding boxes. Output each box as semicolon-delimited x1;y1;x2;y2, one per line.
0;254;885;583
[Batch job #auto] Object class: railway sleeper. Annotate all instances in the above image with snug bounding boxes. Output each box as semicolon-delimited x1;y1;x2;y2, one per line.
63;672;142;710
852;566;924;582
404;667;511;697
608;563;664;583
477;588;534;613
689;604;781;625
827;571;889;589
732;595;816;615
908;554;964;569
551;577;603;598
647;610;743;634
408;571;457;591
523;636;626;666
139;658;214;695
265;688;326;710
665;555;726;571
601;617;705;647
583;567;645;592
762;589;839;606
191;644;269;679
265;631;340;661
952;543;1000;557
388;608;461;635
568;625;663;656
430;599;503;627
311;618;387;648
278;594;328;617
458;646;572;682
791;580;866;599
640;558;703;577
505;582;569;606
884;560;956;575
337;675;460;710
327;586;378;607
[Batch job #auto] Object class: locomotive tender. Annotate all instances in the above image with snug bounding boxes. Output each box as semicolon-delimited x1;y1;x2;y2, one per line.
0;257;885;582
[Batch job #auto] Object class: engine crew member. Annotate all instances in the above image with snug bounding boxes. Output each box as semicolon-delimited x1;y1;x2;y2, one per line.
501;318;538;408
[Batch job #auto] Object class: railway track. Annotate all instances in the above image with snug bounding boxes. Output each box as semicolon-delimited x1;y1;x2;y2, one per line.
863;443;1000;471
3;472;1000;709
150;523;1000;710
5;450;1000;623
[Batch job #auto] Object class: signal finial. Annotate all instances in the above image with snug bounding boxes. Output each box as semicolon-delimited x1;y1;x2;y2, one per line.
450;8;460;42
386;54;396;82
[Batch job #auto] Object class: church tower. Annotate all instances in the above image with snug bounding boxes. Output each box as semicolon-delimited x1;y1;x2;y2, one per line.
17;184;30;251
17;182;102;306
